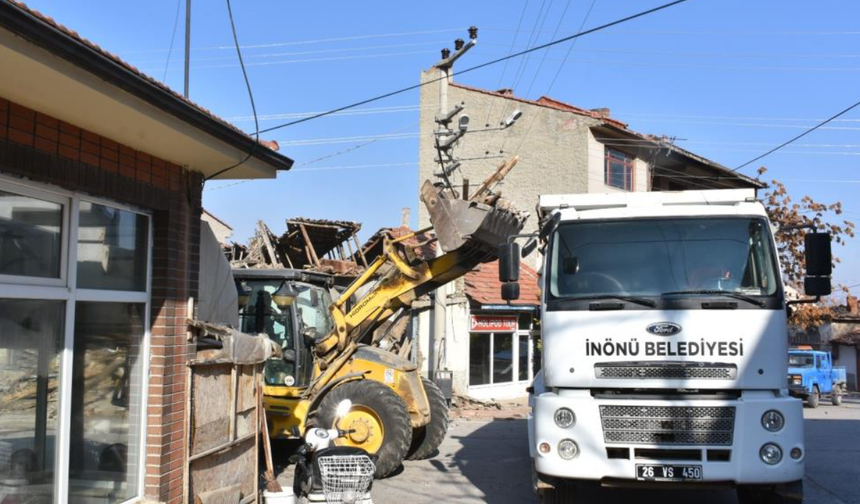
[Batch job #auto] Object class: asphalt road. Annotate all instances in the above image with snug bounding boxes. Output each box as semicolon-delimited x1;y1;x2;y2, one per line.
367;395;860;504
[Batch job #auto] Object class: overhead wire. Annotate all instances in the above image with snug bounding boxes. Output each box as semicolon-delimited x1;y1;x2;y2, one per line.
479;0;532;153
205;0;260;182
161;0;183;83
510;0;599;156
733;98;860;172
256;0;695;135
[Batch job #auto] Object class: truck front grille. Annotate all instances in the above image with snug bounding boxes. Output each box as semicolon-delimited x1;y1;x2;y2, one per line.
599;405;735;446
595;362;737;380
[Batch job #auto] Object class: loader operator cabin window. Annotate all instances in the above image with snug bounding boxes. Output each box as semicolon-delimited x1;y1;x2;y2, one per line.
604;148;635;191
0;178;151;504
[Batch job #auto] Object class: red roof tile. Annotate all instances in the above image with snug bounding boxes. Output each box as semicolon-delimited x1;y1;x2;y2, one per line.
450;82;628;129
464;260;540;306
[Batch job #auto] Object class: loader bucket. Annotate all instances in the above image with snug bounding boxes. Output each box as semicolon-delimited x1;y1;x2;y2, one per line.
420;180;525;254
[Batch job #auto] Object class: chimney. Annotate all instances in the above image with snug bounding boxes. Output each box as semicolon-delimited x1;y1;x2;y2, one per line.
495;88;514;96
401;207;411;228
590;107;611;119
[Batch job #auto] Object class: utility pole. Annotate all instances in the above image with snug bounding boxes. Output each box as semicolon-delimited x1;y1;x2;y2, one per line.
184;0;191;98
429;27;477;378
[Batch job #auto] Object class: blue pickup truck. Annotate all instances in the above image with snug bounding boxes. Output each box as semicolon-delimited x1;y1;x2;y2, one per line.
788;348;847;408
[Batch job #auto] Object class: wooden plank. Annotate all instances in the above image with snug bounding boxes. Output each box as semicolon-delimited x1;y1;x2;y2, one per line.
298;223;321;267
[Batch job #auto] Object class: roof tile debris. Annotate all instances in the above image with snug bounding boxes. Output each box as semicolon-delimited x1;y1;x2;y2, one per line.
464;260;540;306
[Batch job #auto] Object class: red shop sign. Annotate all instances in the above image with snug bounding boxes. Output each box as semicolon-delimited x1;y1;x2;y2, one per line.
470;315;518;333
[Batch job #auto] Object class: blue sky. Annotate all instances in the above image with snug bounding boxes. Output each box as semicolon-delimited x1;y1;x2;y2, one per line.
23;0;860;290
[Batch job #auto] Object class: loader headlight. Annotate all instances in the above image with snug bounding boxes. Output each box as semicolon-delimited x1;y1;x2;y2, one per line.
761;410;785;432
554;408;575;429
558;439;579;460
760;443;782;465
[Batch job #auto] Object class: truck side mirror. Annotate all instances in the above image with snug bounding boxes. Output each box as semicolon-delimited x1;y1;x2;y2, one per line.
501;282;520;301
499;243;520;282
804;232;832;296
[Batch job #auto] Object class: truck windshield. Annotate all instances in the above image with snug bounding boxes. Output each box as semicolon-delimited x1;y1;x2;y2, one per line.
548;217;779;302
789;354;815;368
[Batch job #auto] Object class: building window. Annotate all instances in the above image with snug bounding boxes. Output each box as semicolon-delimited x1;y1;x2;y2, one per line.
469;316;534;388
605;148;635;191
0;176;151;504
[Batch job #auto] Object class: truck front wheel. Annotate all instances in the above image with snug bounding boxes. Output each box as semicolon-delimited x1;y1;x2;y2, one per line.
806;386;820;408
539;480;583;504
832;388;843;406
737;481;802;504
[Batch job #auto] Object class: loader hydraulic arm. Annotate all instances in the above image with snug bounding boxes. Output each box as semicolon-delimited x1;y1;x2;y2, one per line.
307;158;527;396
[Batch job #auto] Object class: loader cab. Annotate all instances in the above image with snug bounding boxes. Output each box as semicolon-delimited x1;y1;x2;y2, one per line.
233;269;336;389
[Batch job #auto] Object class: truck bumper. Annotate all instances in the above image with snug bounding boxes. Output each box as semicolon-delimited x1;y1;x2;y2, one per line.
787;386;807;398
532;390;804;486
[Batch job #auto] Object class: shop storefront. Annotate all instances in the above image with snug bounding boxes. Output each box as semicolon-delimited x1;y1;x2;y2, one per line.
467;312;537;400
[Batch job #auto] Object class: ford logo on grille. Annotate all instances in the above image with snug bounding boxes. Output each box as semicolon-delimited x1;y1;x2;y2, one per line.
646;322;682;336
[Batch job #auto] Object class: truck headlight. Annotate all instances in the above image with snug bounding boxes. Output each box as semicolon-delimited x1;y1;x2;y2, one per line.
554;408;575;429
761;410;784;432
789;375;802;386
558;439;579;460
760;443;782;465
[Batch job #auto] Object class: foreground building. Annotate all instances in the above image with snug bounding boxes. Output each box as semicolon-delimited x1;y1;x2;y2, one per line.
0;2;292;503
416;65;766;399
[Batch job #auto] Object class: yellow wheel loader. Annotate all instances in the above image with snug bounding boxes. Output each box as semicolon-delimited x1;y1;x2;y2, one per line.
235;162;526;477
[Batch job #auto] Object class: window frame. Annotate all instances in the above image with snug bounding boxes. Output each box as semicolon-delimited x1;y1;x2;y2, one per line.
604;147;635;191
0;174;153;504
468;327;534;390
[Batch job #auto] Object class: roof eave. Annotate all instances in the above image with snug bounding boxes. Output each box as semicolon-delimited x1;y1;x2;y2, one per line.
0;1;293;173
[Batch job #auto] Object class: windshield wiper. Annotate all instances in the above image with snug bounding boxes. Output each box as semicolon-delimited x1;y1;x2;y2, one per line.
563;294;657;308
661;290;766;308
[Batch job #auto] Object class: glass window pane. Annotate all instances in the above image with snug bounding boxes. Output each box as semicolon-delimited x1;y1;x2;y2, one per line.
0;299;64;504
69;302;144;503
518;335;529;381
493;333;513;384
0;190;63;279
469;333;490;386
77;202;148;291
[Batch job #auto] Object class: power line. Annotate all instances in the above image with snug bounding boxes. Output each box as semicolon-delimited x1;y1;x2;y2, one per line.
144;40;447;66
733;98;860;172
125;28;465;55
205;0;259;182
480;0;531;149
511;0;598;155
275;132;419;147
257;0;694;135
226;104;425;122
204;122;418;191
161;0;183;82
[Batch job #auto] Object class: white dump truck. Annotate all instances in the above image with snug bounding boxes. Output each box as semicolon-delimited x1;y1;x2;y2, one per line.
497;189;833;503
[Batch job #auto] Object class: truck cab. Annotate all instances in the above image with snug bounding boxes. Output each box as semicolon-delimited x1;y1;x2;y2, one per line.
788;348;847;408
500;189;833;504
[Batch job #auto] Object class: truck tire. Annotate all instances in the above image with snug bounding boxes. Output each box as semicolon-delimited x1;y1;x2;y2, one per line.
807;386;820;408
314;380;412;478
737;484;802;504
539;480;583;504
832;390;843;406
406;378;449;460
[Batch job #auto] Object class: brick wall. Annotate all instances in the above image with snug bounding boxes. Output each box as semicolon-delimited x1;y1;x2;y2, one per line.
0;95;201;504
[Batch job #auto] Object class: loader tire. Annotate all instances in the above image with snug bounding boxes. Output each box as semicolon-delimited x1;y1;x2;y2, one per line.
314;380;411;479
406;378;449;460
